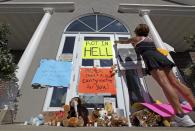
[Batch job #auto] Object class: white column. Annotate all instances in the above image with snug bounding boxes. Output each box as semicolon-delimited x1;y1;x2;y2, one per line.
139;10;186;100
16;8;54;88
139;10;165;49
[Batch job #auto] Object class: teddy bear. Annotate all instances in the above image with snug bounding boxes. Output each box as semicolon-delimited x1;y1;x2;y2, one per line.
110;113;128;127
95;109;108;127
99;109;108;120
88;108;100;126
68;117;78;127
111;113;120;127
63;104;70;119
62;118;69;127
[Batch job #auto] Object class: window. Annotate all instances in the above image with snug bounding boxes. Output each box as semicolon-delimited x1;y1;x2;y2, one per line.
125;69;144;104
62;37;75;54
66;14;128;33
100;21;128;32
50;88;67;107
66;20;94;32
80;95;104;108
80;15;96;30
100;59;113;67
80;95;117;108
97;15;114;30
82;59;94;66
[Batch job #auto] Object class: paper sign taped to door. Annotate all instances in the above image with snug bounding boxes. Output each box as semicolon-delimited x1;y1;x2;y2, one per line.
82;40;113;59
31;59;72;87
78;68;116;95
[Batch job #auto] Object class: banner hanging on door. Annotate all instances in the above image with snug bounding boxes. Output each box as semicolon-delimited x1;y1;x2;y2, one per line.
31;59;72;87
78;68;116;95
82;40;113;59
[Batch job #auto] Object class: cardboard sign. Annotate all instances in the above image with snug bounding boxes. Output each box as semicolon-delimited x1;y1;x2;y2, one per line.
78;68;116;95
82;40;113;59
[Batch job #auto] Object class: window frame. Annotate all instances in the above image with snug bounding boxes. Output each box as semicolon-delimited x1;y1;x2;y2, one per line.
43;34;79;111
65;14;129;33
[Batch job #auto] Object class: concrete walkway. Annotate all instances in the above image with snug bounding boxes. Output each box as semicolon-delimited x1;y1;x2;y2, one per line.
0;125;195;131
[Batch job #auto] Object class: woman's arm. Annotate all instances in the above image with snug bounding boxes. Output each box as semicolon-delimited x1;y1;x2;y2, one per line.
114;39;131;44
114;37;137;45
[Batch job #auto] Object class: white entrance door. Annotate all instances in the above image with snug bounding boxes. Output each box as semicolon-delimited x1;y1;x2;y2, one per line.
43;34;79;111
67;34;124;110
43;33;150;120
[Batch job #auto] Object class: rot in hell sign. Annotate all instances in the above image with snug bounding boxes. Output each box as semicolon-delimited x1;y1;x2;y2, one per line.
82;40;113;59
78;68;116;95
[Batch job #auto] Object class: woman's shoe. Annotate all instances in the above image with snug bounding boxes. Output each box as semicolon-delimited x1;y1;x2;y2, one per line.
174;114;195;127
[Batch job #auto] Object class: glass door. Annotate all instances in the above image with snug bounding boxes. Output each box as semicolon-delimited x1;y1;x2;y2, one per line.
69;34;123;110
43;33;150;119
43;34;79;111
114;35;151;115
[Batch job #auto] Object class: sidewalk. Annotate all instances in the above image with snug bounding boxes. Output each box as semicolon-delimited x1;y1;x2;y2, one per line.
0;125;195;131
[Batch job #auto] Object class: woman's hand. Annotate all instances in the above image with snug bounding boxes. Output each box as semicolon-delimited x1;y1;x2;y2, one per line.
114;40;120;45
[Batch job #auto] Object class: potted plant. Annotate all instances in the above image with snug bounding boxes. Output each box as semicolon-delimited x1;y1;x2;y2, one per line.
0;23;18;124
183;33;195;94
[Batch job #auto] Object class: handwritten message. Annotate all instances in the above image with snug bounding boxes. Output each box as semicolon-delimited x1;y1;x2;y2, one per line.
78;68;116;95
82;40;113;59
31;59;72;87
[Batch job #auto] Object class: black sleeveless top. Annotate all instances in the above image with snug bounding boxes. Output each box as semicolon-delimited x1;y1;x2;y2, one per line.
135;37;156;55
134;37;175;74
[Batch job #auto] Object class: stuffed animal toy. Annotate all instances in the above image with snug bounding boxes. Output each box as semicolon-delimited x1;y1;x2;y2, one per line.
110;113;128;127
68;97;89;126
51;119;57;126
64;104;70;112
104;102;113;115
95;109;108;127
55;111;65;124
63;104;70;119
96;118;106;127
68;117;78;127
77;116;84;127
99;109;108;120
119;116;128;126
62;118;69;127
88;108;100;125
42;112;54;124
111;113;120;127
105;117;112;127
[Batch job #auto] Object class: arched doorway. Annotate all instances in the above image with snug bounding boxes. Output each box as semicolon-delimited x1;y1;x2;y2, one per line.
43;14;149;119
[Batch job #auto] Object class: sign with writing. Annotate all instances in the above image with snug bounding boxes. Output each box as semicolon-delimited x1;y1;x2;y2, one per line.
78;68;116;95
31;59;72;87
82;40;113;59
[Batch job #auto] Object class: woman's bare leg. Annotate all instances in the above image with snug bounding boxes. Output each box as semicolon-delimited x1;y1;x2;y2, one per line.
150;69;184;114
164;68;195;108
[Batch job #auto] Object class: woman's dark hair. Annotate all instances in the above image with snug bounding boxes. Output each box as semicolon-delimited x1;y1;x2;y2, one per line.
134;24;149;37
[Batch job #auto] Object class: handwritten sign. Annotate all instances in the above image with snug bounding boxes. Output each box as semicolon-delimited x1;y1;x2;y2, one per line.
78;68;116;95
82;40;113;59
31;59;72;87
